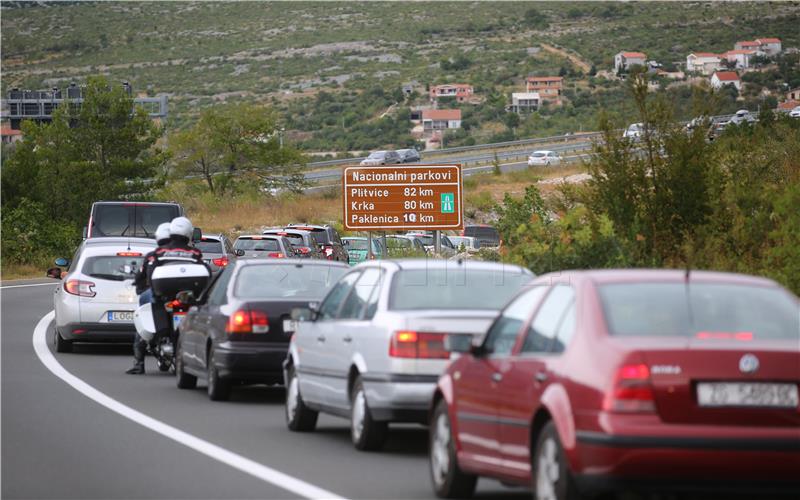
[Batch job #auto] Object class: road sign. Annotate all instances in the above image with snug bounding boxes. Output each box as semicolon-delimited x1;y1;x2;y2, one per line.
343;164;463;230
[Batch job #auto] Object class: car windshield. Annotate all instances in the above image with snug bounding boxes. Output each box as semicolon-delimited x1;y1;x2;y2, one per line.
367;152;386;159
91;203;179;238
599;283;799;340
300;228;329;245
234;264;348;299
234;238;280;251
82;255;144;281
390;268;532;310
464;226;499;244
195;240;223;254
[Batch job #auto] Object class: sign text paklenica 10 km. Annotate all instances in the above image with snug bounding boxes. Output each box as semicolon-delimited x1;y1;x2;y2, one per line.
343;164;463;230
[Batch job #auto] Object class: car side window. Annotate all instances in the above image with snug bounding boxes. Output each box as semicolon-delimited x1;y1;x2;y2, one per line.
206;267;234;306
551;301;576;354
318;271;361;320
521;285;575;354
483;286;549;356
339;268;382;320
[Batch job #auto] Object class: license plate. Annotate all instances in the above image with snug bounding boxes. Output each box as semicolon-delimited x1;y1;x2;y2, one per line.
697;382;799;408
108;311;134;322
172;313;186;330
283;319;298;333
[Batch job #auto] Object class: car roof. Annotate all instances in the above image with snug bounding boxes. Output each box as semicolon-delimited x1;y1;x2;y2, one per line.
287;223;328;230
357;259;530;273
342;236;367;240
201;234;223;241
234;258;349;269
536;269;779;288
92;201;179;206
532;150;554;154
83;237;156;247
237;234;281;240
80;242;156;257
264;228;311;235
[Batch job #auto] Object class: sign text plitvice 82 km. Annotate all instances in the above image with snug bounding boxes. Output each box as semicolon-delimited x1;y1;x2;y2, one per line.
342;164;463;230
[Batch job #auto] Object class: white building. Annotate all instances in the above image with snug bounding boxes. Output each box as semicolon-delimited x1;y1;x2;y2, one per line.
686;53;724;75
755;38;782;56
422;109;462;131
724;50;758;69
710;71;741;91
614;52;647;73
509;92;540;113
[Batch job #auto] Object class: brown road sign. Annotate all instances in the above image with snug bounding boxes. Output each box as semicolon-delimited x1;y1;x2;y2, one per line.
343;164;463;230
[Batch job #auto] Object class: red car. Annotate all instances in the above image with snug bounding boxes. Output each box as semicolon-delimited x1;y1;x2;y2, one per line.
429;270;800;499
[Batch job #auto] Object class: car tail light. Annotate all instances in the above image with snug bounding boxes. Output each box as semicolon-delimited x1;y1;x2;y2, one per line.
389;331;449;359
227;308;269;335
267;252;285;258
323;246;334;259
695;331;753;341
117;251;142;257
64;279;96;297
603;363;655;413
295;246;312;255
212;256;229;267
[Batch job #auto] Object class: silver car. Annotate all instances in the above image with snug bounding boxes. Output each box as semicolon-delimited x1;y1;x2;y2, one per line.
195;233;236;275
284;259;533;450
50;237;156;352
359;150;401;166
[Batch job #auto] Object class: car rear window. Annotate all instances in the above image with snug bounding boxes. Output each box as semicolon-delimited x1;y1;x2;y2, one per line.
599;283;800;341
390;268;532;311
82;256;144;281
195;240;224;254
296;228;329;245
409;235;434;246
386;238;412;248
91;203;179;238
345;239;369;250
464;226;499;245
234;238;280;251
234;264;348;299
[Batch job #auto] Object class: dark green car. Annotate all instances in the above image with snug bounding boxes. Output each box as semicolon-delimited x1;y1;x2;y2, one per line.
342;237;384;265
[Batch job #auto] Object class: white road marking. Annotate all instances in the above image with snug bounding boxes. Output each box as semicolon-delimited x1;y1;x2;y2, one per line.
32;310;346;500
1;282;58;289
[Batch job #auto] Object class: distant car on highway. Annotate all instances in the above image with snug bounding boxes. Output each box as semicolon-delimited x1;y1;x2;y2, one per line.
233;235;294;259
462;224;500;248
48;237;156;352
176;259;349;400
729;109;756;125
790;106;800;118
195;233;236;275
285;224;349;263
429;269;800;499
83;201;185;239
623;122;644;140
342;237;384;265
448;235;481;251
384;235;428;257
396;148;421;163
284;260;533;450
527;150;562;167
262;229;322;259
359;150;401;166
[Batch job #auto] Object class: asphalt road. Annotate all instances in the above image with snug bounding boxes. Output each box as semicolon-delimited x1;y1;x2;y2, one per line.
1;280;527;500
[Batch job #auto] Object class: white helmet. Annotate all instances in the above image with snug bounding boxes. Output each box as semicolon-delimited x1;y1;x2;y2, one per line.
169;216;193;239
155;222;171;243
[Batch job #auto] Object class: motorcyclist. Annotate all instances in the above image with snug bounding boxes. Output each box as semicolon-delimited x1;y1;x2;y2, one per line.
126;222;172;375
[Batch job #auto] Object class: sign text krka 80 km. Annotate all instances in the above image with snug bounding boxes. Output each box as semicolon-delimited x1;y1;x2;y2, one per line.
343;164;463;231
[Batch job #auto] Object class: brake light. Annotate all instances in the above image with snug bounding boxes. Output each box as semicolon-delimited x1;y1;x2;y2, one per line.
267;252;285;258
695;331;753;341
603;363;655;413
117;251;142;257
227;308;269;334
389;331;449;359
296;247;311;254
64;279;96;297
212;256;229;267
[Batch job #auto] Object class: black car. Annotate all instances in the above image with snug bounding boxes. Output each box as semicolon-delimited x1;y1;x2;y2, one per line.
175;259;349;401
284;224;349;263
462;224;501;248
262;229;322;259
396;148;421;163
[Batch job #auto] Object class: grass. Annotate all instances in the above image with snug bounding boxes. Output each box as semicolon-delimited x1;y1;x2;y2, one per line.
1;262;49;281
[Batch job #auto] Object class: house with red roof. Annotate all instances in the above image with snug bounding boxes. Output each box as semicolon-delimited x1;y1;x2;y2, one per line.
724;49;758;69
755;38;782;56
1;125;23;145
429;84;474;103
614;51;646;73
686;52;724;75
710;71;741;91
525;76;563;104
734;40;761;51
422;109;462;131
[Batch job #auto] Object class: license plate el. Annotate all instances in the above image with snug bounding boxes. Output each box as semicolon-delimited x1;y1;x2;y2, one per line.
697;382;799;408
173;313;186;330
283;319;298;333
108;311;134;322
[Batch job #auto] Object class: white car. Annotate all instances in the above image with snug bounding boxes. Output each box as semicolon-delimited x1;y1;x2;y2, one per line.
50;237;156;352
359;150;401;166
283;259;533;450
789;106;800;118
448;235;481;251
527;150;562;166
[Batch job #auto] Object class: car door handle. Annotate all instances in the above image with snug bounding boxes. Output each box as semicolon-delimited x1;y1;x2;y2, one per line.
535;371;548;383
343;335;352;343
317;335;326;343
491;372;503;383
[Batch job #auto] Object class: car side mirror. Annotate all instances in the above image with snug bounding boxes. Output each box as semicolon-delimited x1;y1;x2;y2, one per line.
192;227;202;242
444;333;474;354
176;290;197;305
55;257;69;267
235;249;245;257
46;267;63;280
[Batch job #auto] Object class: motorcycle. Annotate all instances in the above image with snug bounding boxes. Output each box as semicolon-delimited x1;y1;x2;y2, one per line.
133;258;211;373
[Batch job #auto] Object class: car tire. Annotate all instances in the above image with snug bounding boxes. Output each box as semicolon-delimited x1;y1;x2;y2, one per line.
429;399;477;498
175;340;197;389
207;347;231;401
350;376;388;451
285;365;318;432
532;421;579;500
54;328;73;353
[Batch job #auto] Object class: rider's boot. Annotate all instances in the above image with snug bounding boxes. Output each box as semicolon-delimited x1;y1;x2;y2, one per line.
126;334;146;375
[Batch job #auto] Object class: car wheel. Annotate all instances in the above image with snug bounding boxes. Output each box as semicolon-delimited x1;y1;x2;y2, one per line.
532;421;579;500
54;328;73;353
350;376;388;451
285;365;318;432
207;347;231;401
429;399;477;498
175;340;197;389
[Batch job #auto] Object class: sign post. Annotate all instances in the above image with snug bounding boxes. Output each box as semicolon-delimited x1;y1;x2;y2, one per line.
343;164;463;232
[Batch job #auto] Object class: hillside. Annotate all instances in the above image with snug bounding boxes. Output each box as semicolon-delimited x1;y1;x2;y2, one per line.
3;1;800;151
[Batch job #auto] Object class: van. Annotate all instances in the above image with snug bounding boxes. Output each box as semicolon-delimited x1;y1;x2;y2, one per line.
84;201;184;239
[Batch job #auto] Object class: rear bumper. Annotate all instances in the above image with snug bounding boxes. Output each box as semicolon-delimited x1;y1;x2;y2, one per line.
362;374;439;423
214;341;288;384
59;322;136;342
